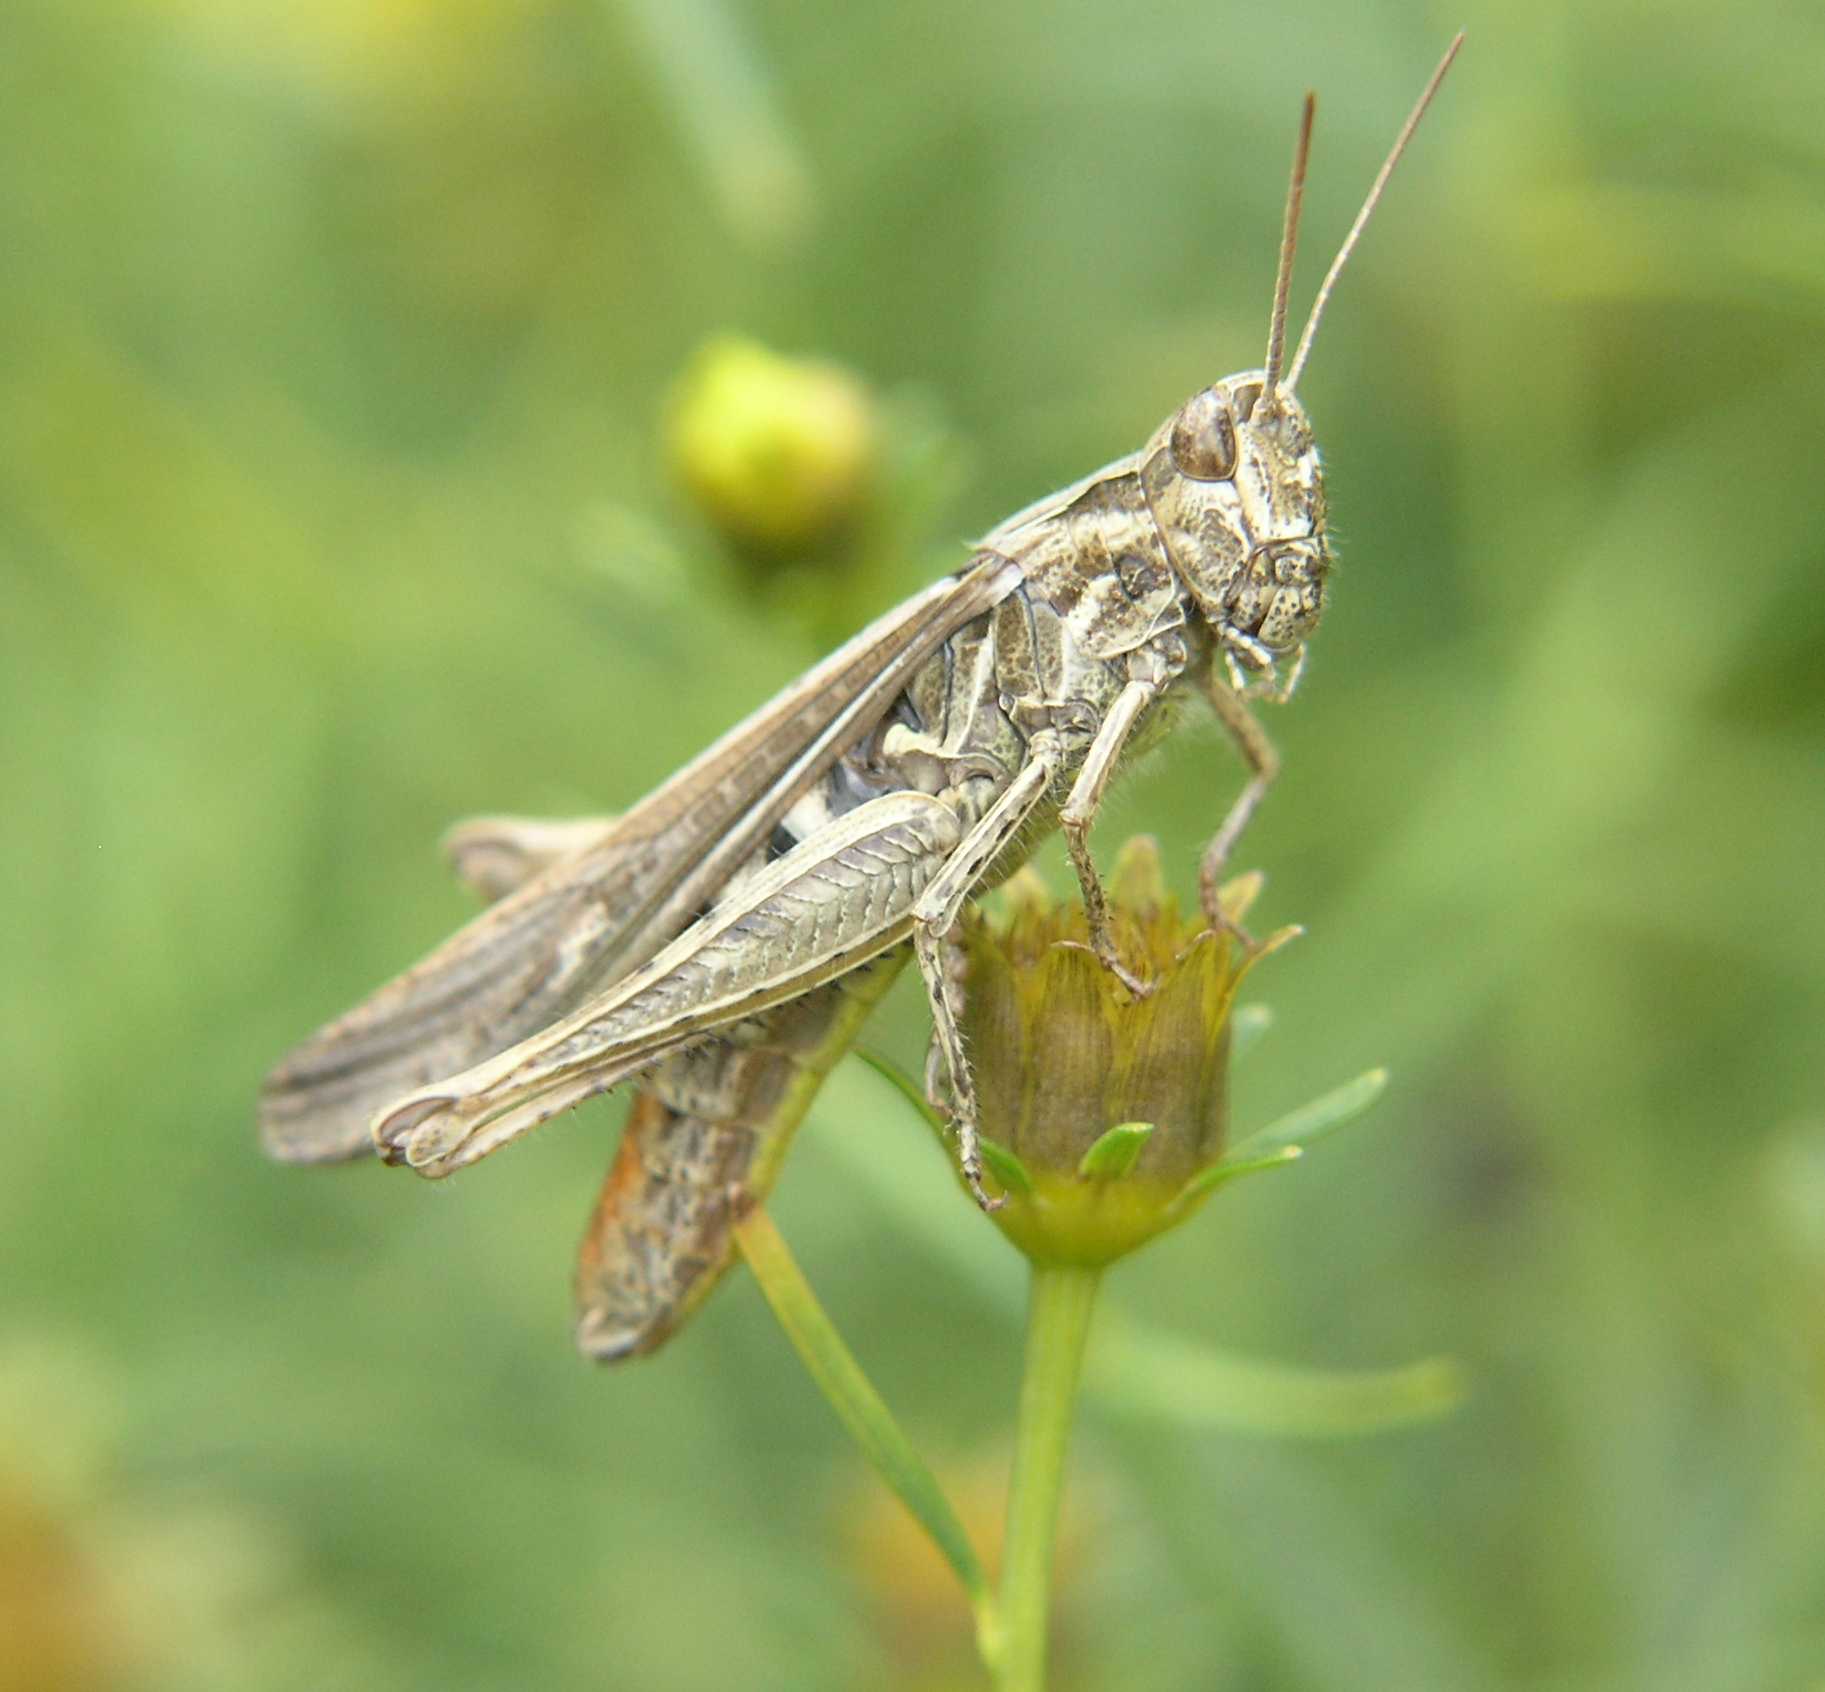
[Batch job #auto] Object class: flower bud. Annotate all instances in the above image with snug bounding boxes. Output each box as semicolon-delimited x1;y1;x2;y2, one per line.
948;839;1296;1267
664;337;876;556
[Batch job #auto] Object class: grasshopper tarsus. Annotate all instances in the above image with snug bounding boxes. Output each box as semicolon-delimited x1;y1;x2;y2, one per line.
921;1059;1004;1211
1100;953;1156;1001
1051;937;1156;1000
959;1140;1005;1213
1203;909;1262;959
1059;840;1157;995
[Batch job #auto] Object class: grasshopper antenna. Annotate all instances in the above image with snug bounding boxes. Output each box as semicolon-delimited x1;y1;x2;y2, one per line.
1285;30;1465;394
1260;92;1316;410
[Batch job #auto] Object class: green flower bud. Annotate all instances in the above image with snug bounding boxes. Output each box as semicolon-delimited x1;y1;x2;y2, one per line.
949;839;1297;1268
664;337;876;556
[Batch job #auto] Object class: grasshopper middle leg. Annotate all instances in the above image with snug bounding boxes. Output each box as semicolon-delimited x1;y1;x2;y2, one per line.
1057;676;1165;996
1199;666;1281;932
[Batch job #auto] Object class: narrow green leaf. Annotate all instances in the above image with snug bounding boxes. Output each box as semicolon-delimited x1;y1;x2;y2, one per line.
1090;1316;1467;1439
1077;1120;1155;1180
1226;1067;1390;1162
1168;1146;1302;1215
735;1208;993;1620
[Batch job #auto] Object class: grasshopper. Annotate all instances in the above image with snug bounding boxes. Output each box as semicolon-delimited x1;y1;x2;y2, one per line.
261;40;1460;1359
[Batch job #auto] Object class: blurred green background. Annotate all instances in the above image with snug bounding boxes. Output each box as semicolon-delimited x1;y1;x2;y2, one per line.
5;0;1825;1687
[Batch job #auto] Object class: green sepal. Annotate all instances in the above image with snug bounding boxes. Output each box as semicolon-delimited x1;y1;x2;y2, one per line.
1166;1145;1302;1218
978;1136;1034;1197
1076;1120;1155;1180
1161;1067;1388;1221
822;1055;1459;1443
1225;1066;1390;1162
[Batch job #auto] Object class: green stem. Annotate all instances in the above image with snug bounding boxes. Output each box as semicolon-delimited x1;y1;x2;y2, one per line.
992;1262;1103;1692
734;1207;994;1640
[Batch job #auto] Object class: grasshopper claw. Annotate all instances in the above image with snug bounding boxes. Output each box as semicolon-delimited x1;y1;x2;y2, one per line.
1199;903;1260;956
962;1148;1006;1213
1052;938;1155;999
921;1023;1005;1209
1108;959;1154;999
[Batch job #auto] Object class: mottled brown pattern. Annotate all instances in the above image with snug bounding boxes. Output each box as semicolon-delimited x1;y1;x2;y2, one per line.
573;953;908;1361
268;370;1332;1206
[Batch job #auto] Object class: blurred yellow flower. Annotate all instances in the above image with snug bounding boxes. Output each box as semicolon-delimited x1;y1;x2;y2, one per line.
665;337;878;557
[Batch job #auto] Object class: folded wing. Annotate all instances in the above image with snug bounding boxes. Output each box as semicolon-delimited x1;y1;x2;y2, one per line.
259;554;1020;1162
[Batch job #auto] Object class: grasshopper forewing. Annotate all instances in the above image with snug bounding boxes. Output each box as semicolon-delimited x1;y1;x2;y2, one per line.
260;553;1017;1161
261;39;1461;1351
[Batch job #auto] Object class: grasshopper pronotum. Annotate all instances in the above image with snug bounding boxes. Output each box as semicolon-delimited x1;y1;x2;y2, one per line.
262;39;1461;1358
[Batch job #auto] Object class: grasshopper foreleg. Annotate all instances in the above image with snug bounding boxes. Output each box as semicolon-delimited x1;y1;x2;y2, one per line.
1198;667;1281;938
911;749;1060;1210
1243;641;1308;706
1057;676;1166;997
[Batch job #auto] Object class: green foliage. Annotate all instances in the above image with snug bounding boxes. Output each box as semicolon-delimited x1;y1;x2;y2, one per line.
4;0;1825;1687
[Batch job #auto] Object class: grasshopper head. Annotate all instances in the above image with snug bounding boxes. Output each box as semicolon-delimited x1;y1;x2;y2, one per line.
1142;373;1330;671
1147;35;1461;679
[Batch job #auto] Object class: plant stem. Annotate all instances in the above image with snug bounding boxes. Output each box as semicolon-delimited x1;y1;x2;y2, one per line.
992;1262;1103;1692
734;1207;994;1636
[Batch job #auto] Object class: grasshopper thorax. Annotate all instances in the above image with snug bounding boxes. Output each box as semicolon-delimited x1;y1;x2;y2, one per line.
1141;372;1329;673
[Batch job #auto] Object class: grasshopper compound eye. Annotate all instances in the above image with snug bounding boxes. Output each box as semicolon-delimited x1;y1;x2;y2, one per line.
1168;388;1239;481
